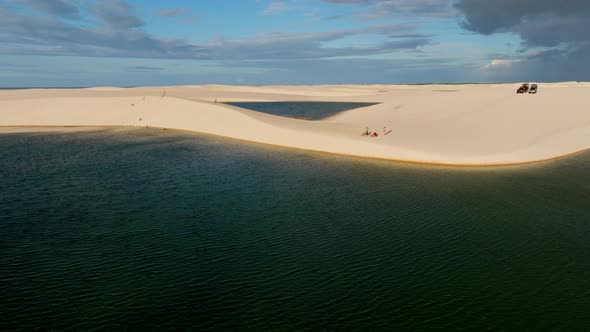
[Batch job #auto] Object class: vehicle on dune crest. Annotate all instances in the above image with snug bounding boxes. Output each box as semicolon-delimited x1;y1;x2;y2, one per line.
517;83;530;94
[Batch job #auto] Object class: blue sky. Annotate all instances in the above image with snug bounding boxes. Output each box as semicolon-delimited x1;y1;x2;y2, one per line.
0;0;588;87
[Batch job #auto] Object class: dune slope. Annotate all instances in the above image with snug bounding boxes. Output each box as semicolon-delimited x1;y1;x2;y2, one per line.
1;83;589;166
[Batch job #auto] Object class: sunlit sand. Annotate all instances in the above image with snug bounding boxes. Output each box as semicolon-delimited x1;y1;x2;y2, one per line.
1;82;589;165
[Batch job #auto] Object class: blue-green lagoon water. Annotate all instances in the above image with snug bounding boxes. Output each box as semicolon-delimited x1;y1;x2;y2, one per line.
1;128;590;331
225;102;378;120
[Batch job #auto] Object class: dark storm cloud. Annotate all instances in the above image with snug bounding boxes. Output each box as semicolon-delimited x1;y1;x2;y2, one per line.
322;0;590;48
453;0;590;80
455;0;590;34
455;0;590;47
481;43;590;82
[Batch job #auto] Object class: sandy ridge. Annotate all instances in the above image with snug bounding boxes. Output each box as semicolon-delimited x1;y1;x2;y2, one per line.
1;83;589;166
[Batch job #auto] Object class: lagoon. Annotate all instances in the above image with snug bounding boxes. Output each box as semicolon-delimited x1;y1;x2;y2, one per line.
1;128;589;330
225;101;378;120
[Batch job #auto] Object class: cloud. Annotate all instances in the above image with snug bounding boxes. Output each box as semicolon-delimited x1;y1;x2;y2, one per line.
454;0;590;81
204;25;430;60
455;0;590;35
323;14;346;20
454;0;590;48
373;0;456;17
317;0;457;17
218;56;481;84
482;59;521;70
0;1;429;60
261;2;295;16
9;0;81;19
0;3;207;58
156;8;190;18
478;45;590;82
92;0;143;29
129;66;165;71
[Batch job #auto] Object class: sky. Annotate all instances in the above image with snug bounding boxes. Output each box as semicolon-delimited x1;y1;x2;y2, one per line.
0;0;588;87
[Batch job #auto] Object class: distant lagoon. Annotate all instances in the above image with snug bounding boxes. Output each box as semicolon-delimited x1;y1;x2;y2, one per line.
225;101;378;120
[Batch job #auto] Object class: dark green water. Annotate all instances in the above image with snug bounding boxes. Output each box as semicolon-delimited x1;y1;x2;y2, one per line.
1;129;589;331
225;102;378;120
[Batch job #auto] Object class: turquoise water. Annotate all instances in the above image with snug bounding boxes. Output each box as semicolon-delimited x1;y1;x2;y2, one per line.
1;129;590;331
225;102;378;120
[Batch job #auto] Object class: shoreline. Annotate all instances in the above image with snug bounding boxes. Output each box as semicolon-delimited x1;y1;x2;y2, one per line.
2;125;589;168
1;83;589;167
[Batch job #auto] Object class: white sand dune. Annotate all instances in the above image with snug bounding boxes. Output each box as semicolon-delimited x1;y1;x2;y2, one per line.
1;83;589;166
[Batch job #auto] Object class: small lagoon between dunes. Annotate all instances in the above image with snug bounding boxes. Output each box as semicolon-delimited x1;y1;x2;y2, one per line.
1;128;590;331
225;101;378;120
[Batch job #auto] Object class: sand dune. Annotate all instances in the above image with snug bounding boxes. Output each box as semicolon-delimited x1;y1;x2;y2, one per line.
1;83;589;166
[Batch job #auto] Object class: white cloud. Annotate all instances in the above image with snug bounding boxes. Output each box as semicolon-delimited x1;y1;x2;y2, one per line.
483;59;521;70
261;2;295;16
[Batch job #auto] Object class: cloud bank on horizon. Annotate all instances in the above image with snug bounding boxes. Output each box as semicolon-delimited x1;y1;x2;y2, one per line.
0;0;587;86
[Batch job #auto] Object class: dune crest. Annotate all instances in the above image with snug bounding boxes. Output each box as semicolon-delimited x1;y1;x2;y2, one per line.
1;83;589;166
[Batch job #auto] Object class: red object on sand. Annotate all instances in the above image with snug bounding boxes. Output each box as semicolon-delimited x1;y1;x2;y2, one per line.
371;133;378;137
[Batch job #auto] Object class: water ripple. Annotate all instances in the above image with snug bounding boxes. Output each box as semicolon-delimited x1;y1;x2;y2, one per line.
1;129;590;331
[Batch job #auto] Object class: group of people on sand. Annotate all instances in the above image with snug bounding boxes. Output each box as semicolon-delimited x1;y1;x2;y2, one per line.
362;126;392;138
